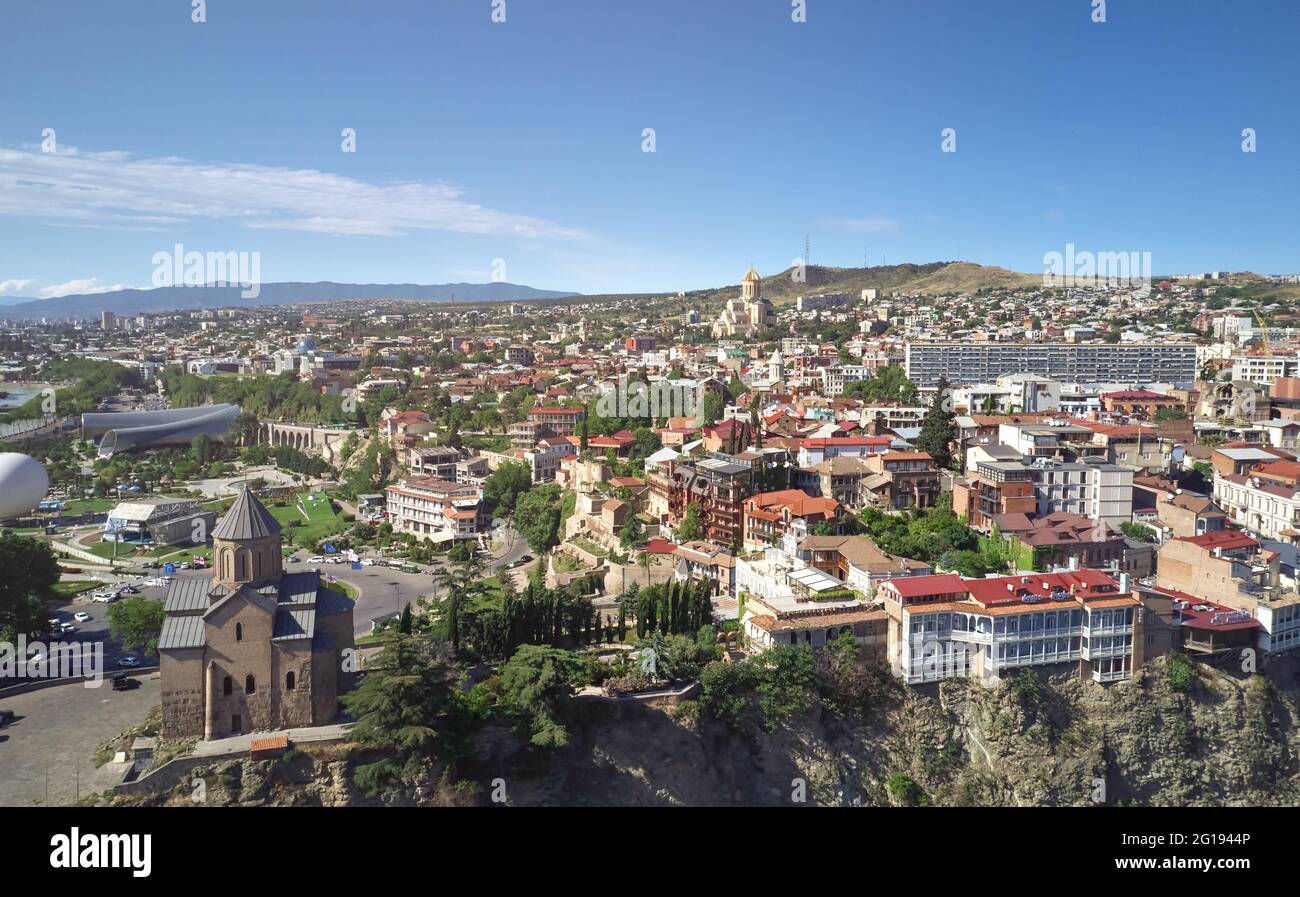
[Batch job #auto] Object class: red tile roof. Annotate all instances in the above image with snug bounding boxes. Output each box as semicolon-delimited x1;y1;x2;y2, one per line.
1177;530;1259;551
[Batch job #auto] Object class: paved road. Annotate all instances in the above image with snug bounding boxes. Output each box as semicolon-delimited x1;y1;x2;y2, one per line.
0;675;160;807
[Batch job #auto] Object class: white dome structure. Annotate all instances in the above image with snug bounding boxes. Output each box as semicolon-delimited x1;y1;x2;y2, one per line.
0;453;48;519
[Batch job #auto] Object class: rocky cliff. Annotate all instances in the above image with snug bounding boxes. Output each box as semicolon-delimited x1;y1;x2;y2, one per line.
103;655;1300;807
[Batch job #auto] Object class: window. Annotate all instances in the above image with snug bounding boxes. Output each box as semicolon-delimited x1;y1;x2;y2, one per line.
223;676;232;696
245;674;256;695
235;622;243;642
286;671;296;691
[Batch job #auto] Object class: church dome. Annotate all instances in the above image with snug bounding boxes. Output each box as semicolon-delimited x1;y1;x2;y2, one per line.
742;267;761;283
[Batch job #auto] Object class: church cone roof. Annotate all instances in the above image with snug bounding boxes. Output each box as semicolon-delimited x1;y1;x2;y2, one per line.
212;487;282;541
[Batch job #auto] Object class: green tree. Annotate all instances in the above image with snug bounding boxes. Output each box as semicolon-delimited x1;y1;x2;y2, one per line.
436;549;487;655
107;596;166;655
483;461;532;513
915;376;956;470
0;535;61;644
939;549;994;578
513;485;562;555
676;503;704;542
341;634;464;794
1119;522;1157;543
498;644;585;749
700;391;725;427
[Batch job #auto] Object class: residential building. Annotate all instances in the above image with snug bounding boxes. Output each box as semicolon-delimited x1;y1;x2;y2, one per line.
877;569;1145;685
385;476;487;543
860;450;942;510
905;342;1197;388
742;489;841;551
407;445;461;479
1214;461;1300;543
1156;530;1300;654
648;455;754;546
794;534;931;596
737;548;888;659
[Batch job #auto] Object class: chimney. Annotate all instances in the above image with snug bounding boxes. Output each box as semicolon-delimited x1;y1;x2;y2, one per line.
1119;572;1131;593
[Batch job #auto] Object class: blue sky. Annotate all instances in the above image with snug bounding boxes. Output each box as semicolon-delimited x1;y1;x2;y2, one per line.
1;0;1298;300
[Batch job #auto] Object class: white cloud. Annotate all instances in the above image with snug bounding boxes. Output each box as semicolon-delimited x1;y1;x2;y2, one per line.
0;146;588;240
35;278;132;299
0;278;34;296
818;215;900;234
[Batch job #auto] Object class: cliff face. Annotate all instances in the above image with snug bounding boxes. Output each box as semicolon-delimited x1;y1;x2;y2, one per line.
467;654;1300;808
107;655;1300;807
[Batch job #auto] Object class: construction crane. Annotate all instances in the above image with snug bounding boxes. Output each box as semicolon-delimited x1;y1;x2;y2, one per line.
1253;309;1273;358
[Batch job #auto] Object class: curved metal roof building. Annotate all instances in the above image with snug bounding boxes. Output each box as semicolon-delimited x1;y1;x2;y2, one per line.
82;403;241;458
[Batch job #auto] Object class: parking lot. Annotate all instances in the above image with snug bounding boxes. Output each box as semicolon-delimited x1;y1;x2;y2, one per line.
0;674;160;806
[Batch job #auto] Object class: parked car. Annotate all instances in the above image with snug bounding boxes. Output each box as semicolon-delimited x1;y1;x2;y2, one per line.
74;611;92;623
120;586;139;595
117;655;141;668
111;672;136;692
59;622;76;633
308;556;325;564
0;709;15;727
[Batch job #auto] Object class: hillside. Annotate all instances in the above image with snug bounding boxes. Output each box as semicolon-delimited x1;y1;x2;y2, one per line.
101;654;1300;808
576;262;1041;309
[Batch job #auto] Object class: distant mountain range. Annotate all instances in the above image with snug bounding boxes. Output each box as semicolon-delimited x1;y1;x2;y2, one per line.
0;281;580;319
0;261;1047;320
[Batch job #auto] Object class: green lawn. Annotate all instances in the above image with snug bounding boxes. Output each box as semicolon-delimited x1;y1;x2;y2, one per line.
297;492;337;523
326;579;359;600
59;498;116;515
268;502;347;549
53;580;99;597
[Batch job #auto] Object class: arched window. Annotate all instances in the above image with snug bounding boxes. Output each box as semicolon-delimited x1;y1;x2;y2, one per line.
286;671;296;691
222;549;232;581
222;676;232;696
245;674;256;695
235;622;243;642
235;551;247;580
254;550;262;580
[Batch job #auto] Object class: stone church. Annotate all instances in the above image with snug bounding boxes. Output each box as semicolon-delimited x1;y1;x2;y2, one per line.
712;266;775;337
158;488;355;740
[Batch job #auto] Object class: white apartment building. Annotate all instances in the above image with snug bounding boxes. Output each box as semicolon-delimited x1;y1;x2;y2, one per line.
1232;354;1300;387
1214;474;1300;542
819;364;872;397
955;375;1063;415
879;570;1143;686
385;476;486;543
1030;459;1134;526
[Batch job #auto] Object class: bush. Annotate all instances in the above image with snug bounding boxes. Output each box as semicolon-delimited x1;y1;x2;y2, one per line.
886;772;928;807
1167;652;1196;692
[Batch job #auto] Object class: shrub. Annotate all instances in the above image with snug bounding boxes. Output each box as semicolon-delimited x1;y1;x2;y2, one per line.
887;772;928;806
1167;652;1196;692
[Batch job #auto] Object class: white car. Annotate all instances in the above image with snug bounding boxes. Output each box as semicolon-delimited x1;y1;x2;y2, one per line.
117;655;141;668
74;611;92;623
360;559;375;566
308;556;325;564
59;622;76;633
